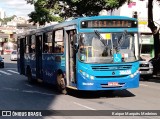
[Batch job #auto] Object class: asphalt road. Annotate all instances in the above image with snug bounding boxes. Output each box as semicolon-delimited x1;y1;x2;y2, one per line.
0;55;160;119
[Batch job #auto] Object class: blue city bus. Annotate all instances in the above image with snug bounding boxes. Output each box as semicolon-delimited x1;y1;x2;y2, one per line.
17;16;140;94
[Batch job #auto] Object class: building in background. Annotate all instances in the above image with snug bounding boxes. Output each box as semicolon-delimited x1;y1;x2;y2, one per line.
0;8;6;19
0;15;37;54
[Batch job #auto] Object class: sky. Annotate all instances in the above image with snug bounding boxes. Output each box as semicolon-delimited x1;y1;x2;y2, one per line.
0;0;34;19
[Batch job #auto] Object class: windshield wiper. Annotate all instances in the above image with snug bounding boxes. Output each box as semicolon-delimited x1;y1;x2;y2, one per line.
117;30;127;47
114;30;128;52
94;30;106;46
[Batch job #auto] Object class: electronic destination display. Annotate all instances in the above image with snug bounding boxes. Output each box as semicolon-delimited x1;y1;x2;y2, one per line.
81;20;137;28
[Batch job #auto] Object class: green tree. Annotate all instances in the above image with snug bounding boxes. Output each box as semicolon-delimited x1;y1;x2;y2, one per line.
148;0;160;58
26;0;129;25
48;0;128;18
26;0;63;25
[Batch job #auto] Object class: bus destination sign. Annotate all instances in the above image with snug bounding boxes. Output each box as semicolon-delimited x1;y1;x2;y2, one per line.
81;20;137;28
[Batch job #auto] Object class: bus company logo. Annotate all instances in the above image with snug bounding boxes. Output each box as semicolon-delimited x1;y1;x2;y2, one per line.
120;70;131;75
45;71;53;77
112;72;115;75
82;82;94;86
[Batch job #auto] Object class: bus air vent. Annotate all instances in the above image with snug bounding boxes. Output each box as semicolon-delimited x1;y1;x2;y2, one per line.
91;65;132;71
95;75;128;78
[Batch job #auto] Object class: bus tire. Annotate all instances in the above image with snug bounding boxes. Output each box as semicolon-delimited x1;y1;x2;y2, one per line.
56;73;67;95
27;69;34;84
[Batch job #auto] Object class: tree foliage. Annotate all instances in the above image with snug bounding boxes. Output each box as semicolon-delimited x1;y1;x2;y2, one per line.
26;0;63;25
48;0;128;17
26;0;128;25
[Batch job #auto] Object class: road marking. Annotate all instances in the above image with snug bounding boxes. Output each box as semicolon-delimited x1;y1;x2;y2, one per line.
22;90;54;96
140;84;148;87
0;70;12;75
73;102;96;110
7;70;19;74
5;68;17;70
1;87;54;96
140;83;160;90
25;84;33;87
3;87;19;91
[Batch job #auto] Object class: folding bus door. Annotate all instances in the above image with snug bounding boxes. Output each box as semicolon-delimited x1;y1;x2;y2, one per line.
67;30;77;84
36;34;43;80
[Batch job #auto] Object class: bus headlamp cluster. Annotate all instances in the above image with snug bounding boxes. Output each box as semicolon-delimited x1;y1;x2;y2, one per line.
80;70;94;80
130;70;139;78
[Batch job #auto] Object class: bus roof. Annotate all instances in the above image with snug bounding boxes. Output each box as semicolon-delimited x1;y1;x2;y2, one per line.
17;15;137;38
76;15;137;21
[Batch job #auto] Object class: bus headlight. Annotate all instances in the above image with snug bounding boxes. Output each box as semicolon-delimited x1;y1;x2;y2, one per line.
90;76;94;80
86;74;89;78
130;74;134;78
80;70;94;80
130;70;139;78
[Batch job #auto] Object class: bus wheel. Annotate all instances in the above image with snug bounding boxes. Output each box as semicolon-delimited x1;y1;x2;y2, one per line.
56;73;67;94
27;69;33;84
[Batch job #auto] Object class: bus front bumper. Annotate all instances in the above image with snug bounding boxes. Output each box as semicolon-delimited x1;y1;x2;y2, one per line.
77;73;140;91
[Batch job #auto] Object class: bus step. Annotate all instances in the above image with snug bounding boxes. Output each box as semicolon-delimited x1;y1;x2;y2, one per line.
67;86;77;90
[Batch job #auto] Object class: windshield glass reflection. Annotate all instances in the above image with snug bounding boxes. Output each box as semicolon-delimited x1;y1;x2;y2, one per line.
78;32;137;63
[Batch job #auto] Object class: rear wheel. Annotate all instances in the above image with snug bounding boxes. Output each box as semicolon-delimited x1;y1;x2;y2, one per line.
27;69;34;83
56;73;67;94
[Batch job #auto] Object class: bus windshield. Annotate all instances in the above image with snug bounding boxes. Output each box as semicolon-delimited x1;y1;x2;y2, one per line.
78;32;137;63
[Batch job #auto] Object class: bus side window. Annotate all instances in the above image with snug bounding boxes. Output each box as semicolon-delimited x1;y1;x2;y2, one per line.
53;29;64;54
25;36;30;53
31;35;35;53
43;32;53;53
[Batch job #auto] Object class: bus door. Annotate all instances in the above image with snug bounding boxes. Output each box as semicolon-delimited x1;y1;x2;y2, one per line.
18;38;25;75
35;34;43;80
65;29;77;85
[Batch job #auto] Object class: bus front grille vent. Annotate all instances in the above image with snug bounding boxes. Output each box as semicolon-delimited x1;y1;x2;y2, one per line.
95;75;128;78
91;65;132;71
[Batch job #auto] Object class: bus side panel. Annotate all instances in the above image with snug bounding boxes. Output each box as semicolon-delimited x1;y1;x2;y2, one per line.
42;54;65;84
23;53;36;78
30;54;36;78
42;54;55;83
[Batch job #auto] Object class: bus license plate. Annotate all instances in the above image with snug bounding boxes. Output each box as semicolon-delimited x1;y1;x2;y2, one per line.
108;82;119;86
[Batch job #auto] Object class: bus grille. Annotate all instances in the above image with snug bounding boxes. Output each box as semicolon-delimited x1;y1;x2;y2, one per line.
91;65;132;71
95;75;128;78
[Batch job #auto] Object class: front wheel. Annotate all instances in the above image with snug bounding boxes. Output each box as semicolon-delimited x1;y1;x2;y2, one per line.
56;73;67;94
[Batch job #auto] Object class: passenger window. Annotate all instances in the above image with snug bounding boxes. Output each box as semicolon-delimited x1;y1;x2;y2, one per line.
25;36;30;53
31;35;35;53
43;32;53;53
53;30;64;53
